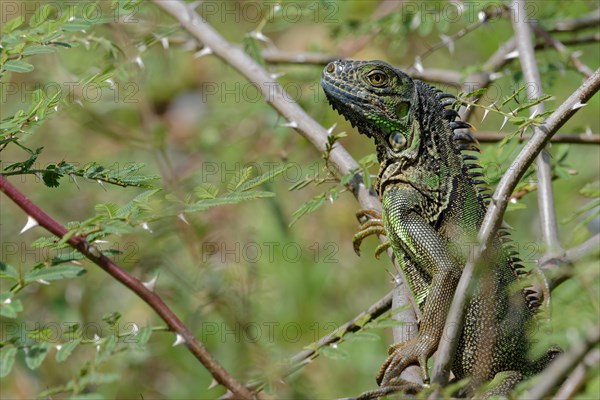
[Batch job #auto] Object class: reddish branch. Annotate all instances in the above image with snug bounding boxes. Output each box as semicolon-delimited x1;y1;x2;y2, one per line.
0;175;254;400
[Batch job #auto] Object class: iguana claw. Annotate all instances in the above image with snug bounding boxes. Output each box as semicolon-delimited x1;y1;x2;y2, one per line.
377;337;434;387
353;209;389;257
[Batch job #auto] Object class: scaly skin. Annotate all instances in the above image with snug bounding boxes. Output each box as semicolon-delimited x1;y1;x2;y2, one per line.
321;60;557;397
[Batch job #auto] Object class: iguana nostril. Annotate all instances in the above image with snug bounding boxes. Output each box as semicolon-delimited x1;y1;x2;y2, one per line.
326;62;335;73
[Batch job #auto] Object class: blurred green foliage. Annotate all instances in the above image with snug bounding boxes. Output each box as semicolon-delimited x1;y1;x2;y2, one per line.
1;1;598;399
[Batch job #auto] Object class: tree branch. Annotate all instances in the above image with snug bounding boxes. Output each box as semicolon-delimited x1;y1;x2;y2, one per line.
553;349;600;399
533;25;594;78
526;324;600;400
474;132;600;144
513;0;561;253
549;8;600;32
286;291;393;373
0;176;253;400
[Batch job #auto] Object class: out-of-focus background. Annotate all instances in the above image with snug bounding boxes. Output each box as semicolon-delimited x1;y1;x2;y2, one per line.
1;1;598;398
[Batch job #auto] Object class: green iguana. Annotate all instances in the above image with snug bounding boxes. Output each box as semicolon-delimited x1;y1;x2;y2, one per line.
321;60;559;398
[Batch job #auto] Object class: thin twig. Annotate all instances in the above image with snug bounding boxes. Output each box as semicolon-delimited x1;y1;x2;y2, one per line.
549;8;600;32
545;33;600;47
533;25;594;78
288;291;393;368
431;63;600;387
541;233;600;292
565;233;600;262
526;324;600;400
0;176;254;399
474;132;600;144
416;5;507;65
513;0;561;253
553;349;600;399
261;49;337;65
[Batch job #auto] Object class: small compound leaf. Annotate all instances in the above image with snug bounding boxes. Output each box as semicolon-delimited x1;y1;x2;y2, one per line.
135;326;153;347
0;293;23;318
25;342;52;370
320;345;349;360
56;338;82;362
0;262;19;280
0;346;18;377
4;60;34;73
24;265;86;284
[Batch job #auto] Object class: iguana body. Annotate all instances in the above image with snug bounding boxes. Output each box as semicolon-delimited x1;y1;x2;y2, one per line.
321;60;557;397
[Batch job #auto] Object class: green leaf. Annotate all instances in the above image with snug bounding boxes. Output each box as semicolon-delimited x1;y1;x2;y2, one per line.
95;202;119;219
56;338;82;362
344;331;381;342
0;293;23;318
3;60;34;73
237;164;291;192
194;183;219;199
25;342;52;370
0;346;18;378
22;45;57;56
42;165;63;187
320;345;349;360
368;318;405;329
580;181;600;198
135;326;153;347
242;35;265;67
63;21;92;32
227;166;254;193
29;4;53;27
0;262;19;280
289;192;327;227
2;16;24;33
96;335;118;364
185;191;275;212
24;265;86;284
70;394;105;400
102;311;122;327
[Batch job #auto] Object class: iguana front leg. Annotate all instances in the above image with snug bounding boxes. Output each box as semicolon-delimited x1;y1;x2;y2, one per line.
377;188;463;387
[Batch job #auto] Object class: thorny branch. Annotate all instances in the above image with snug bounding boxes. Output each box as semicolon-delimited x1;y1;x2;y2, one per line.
513;0;561;253
526;324;600;400
0;176;254;399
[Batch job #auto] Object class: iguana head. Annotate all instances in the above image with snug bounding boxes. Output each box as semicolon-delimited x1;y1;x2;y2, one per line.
322;59;479;199
321;60;425;161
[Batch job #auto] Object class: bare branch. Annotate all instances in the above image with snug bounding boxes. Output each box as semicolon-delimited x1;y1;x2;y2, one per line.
287;291;393;372
549;8;600;32
553;349;600;399
565;233;600;263
261;49;337;65
540;233;600;292
533;25;594;78
513;0;561;253
526;324;600;400
475;132;600;144
416;6;508;65
0;176;253;399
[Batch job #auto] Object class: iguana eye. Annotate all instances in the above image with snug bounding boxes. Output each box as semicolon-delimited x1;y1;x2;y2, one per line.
367;70;388;87
388;132;406;150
